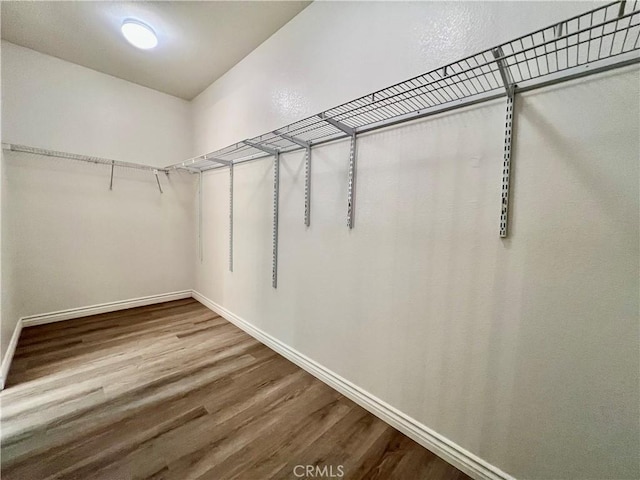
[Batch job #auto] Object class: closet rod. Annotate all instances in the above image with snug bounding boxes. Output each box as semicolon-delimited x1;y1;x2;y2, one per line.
2;143;170;174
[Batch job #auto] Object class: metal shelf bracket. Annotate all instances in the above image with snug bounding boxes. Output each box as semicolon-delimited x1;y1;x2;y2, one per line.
244;140;279;156
347;133;357;229
318;113;355;136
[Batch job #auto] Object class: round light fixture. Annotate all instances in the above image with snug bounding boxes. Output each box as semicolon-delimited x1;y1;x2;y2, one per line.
121;20;158;50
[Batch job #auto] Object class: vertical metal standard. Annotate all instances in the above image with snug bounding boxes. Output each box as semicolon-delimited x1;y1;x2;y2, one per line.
304;146;311;227
317;113;358;229
492;47;516;238
500;90;515;238
229;163;234;272
154;169;163;194
272;153;280;288
275;132;311;226
347;133;357;229
109;160;114;190
242;140;282;286
198;172;203;262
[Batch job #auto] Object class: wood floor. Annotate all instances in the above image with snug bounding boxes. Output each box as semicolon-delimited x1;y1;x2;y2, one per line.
1;299;471;480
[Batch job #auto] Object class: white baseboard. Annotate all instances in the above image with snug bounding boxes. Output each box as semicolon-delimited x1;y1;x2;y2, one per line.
0;290;192;390
21;290;192;328
191;290;515;480
0;318;23;390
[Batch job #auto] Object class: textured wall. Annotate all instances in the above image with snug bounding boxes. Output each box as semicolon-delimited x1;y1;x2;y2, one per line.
192;2;639;478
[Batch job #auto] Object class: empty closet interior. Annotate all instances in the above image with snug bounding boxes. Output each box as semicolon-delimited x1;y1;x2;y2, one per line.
1;2;638;480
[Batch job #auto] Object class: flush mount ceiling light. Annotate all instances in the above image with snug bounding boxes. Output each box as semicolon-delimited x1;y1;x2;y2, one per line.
121;20;158;50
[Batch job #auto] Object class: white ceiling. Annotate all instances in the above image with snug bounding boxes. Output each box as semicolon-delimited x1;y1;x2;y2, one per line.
1;1;311;100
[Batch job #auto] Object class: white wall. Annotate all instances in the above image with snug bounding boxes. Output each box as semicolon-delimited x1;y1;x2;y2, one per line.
0;41;196;367
1;41;191;168
192;2;639;479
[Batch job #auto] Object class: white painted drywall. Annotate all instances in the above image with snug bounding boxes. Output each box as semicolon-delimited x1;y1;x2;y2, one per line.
1;41;192;168
192;2;639;479
0;41;196;366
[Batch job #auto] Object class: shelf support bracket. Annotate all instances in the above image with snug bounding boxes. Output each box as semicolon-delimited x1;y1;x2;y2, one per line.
206;157;231;166
153;169;163;194
276;131;309;149
229;163;234;272
109;160;115;190
244;140;279;156
318;114;358;229
493;47;516;238
318;113;355;136
276;132;312;226
272;152;280;288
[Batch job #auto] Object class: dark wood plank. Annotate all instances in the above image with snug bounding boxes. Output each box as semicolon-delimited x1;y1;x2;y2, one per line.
0;299;472;480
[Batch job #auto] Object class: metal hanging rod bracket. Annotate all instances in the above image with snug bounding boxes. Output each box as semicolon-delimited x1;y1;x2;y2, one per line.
109;160;115;191
153;169;163;194
244;140;279;156
318;113;355;136
276;132;310;148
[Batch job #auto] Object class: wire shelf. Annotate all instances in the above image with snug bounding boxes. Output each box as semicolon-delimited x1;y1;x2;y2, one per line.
168;0;640;172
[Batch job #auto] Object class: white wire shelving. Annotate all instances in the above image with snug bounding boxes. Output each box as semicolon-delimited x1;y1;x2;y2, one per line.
170;0;640;288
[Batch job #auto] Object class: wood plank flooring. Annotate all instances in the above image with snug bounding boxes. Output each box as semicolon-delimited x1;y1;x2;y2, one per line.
1;299;471;480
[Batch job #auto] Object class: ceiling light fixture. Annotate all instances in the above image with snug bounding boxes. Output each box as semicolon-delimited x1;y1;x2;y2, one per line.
121;20;158;50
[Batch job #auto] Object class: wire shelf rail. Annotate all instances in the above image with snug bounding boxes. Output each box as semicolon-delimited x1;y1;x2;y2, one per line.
167;0;640;172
